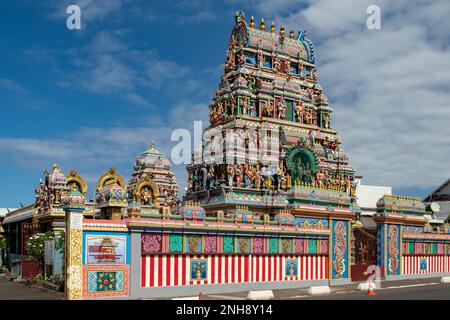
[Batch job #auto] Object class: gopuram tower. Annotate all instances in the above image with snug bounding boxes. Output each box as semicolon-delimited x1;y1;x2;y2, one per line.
185;12;358;224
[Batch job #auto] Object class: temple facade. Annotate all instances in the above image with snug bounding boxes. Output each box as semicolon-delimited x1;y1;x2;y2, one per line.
2;12;450;299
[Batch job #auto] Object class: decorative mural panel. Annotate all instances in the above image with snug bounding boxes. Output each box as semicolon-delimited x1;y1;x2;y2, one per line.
169;234;183;252
141;254;329;288
185;234;203;253
83;265;129;298
285;259;298;278
280;238;292;254
308;239;317;254
295;217;329;229
236;236;251;254
83;232;129;265
141;233;162;254
204;236;217;254
293;238;304;254
331;220;349;279
320;239;328;255
191;259;208;281
376;224;385;267
253;237;264;253
268;238;279;253
223;236;234;253
402;255;449;275
386;224;401;276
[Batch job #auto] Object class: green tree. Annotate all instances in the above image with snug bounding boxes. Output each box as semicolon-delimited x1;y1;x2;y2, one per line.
25;232;54;271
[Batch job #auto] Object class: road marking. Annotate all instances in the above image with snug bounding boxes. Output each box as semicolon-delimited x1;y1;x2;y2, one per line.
206;295;245;300
381;283;440;290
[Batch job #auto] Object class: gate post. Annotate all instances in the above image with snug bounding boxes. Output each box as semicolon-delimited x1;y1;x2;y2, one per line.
329;219;352;285
62;187;86;300
373;216;402;278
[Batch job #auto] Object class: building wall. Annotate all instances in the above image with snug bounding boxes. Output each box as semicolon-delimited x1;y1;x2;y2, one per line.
141;254;328;288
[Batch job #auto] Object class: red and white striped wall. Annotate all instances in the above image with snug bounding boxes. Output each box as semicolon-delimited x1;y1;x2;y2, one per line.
402;255;450;275
141;254;328;288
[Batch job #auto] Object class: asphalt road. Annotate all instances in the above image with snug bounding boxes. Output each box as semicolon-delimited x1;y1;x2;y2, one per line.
0;275;62;300
295;283;450;300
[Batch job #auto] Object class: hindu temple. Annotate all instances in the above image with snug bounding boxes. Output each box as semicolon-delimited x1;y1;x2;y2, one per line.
1;11;449;299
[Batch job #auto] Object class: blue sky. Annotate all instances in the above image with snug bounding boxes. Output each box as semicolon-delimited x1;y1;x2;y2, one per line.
0;0;449;207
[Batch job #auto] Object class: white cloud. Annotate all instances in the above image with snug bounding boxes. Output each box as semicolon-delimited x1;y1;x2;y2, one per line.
244;0;450;191
0;100;210;197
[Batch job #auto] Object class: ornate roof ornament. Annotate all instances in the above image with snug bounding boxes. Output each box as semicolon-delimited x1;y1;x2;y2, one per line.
66;169;87;195
96;167;125;192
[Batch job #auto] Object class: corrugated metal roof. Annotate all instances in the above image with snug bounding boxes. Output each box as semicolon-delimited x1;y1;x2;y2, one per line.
2;208;35;224
0;208;18;218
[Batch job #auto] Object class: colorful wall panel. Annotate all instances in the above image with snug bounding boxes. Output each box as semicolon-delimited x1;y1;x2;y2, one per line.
331;220;349;279
141;254;328;288
401;255;449;275
82;265;130;298
83;231;130;265
386;224;401;276
141;232;328;256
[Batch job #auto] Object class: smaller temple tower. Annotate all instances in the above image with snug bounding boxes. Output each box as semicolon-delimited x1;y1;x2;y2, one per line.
128;142;180;209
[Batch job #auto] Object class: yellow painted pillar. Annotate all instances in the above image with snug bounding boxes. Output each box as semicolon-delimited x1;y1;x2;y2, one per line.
62;188;85;300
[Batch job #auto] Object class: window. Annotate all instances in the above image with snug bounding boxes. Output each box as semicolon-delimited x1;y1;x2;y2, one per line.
290;63;300;75
245;52;257;66
263;56;272;69
302;67;311;77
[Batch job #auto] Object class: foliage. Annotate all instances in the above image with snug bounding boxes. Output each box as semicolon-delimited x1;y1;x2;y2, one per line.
26;274;45;286
25;232;54;268
48;273;65;292
55;231;65;258
445;214;450;224
0;235;7;251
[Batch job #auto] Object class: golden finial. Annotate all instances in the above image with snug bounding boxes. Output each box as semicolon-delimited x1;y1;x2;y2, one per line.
250;16;255;28
289;30;295;39
270;21;275;33
150;140;155;150
53;163;58;169
260;18;265;31
280;25;285;37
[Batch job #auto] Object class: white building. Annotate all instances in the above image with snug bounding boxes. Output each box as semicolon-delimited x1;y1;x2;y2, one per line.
355;178;392;229
424;178;450;222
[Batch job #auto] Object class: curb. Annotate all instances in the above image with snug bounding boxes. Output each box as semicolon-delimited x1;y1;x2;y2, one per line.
29;284;65;298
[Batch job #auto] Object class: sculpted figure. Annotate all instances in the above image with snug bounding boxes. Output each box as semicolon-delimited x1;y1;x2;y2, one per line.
249;101;256;117
295;102;304;123
305;109;312;124
208;165;216;188
278;99;286;120
246;164;255;187
276;162;286;190
308;130;315;147
273;58;281;72
235;164;243;187
254;164;262;189
238;51;245;66
264;100;273;117
227;164;235;187
241;97;248;115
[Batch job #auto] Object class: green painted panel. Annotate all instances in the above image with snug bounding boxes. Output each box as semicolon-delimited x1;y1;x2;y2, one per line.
169;234;183;252
308;239;317;254
223;236;234;253
268;238;279;253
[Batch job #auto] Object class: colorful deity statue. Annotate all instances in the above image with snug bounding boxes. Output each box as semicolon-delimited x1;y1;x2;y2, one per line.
254;164;262;189
295;101;304;123
227;164;235;187
235;164;243;187
304;109;312;124
241;97;248;115
276;161;286;190
322;112;330;129
278;99;286;120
